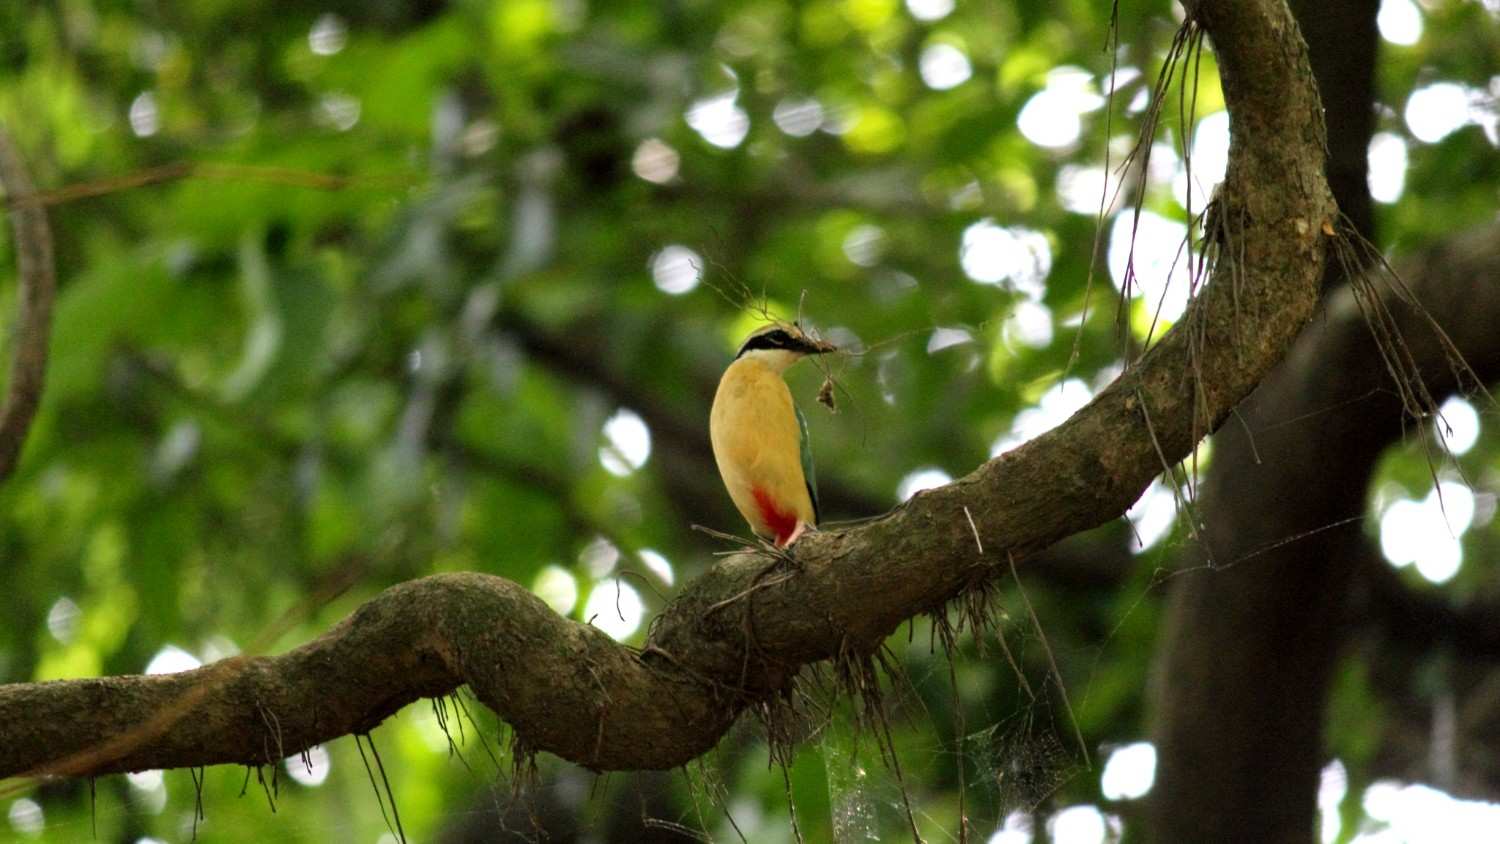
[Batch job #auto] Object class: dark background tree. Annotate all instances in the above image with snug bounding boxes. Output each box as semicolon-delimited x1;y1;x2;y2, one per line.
0;0;1496;842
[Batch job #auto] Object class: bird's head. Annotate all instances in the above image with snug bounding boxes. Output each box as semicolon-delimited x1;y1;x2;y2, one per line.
734;321;837;373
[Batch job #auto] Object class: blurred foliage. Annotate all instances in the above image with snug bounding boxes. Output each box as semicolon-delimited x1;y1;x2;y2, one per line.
1;0;1498;841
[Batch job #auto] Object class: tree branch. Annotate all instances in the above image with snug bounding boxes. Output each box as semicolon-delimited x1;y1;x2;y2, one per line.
0;128;56;481
0;0;1337;780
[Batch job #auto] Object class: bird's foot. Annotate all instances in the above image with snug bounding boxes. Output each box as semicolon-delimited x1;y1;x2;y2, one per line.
762;523;815;570
689;523;807;569
752;536;795;566
783;521;809;546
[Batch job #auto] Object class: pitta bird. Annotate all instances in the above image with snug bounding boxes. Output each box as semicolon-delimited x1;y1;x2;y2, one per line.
710;322;835;547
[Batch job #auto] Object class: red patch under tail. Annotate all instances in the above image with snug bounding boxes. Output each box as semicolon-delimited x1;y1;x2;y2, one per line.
751;487;799;547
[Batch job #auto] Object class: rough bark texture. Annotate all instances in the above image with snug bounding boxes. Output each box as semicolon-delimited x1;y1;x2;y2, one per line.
1148;223;1500;842
0;0;1337;782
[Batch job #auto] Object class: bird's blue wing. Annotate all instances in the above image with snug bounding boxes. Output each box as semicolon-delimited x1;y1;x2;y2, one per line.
796;402;820;524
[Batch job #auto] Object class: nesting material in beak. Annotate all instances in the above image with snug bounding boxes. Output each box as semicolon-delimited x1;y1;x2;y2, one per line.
801;336;837;356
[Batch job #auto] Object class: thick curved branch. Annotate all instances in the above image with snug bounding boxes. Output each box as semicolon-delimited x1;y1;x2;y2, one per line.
0;0;1335;780
0;128;55;480
0;574;734;777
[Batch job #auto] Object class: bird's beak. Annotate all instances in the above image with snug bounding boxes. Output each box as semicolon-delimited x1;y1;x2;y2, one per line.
799;336;837;355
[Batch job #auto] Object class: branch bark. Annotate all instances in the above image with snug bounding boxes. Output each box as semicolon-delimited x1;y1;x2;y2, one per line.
0;0;1337;781
0;128;55;481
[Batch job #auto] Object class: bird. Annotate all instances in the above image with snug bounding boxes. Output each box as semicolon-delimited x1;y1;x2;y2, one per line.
710;321;836;547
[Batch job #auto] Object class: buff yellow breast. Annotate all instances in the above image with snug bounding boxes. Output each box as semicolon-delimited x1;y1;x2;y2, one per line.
709;355;816;545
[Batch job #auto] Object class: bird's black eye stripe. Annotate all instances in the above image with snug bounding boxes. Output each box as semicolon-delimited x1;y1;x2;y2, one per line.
737;329;795;357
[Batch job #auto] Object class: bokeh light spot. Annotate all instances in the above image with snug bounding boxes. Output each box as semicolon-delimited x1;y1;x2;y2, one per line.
919;43;972;90
7;799;43;837
773;98;825;136
600;409;652;475
906;0;954;22
1405;83;1472;143
1101;742;1157;800
533;565;579;615
638;549;675;585
1377;0;1423;46
687;93;750;148
650;244;703;295
897;467;951;502
1048;804;1106;844
309;13;348;55
285;745;331;787
1434;396;1480;454
583;578;644;641
960;220;1052;298
632;138;680;184
1017;68;1104;150
145;645;201;675
1107;210;1191;323
1368;132;1409;204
